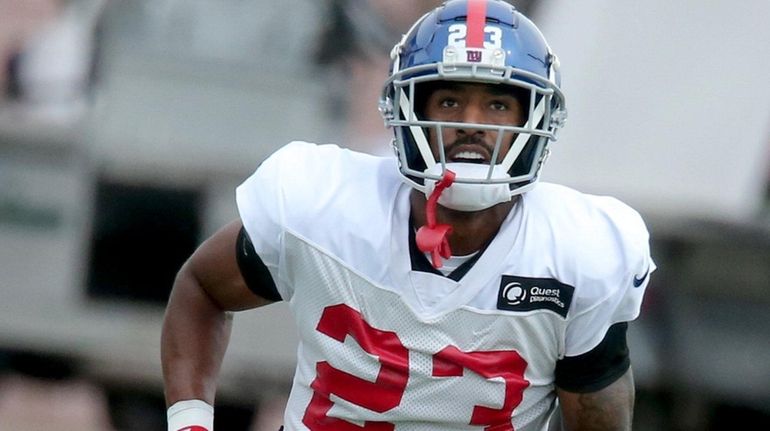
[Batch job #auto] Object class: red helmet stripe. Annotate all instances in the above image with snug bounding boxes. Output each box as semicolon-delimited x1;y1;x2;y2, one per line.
466;0;488;48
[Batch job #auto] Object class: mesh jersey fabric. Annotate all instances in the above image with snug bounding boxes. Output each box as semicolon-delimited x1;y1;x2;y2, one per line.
235;141;655;430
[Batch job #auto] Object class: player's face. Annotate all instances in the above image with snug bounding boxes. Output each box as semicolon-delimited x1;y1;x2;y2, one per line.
423;82;526;164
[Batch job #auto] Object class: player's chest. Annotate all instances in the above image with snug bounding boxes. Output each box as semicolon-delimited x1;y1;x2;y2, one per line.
286;245;565;430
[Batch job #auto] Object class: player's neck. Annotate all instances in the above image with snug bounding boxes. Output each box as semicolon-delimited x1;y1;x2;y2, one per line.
409;190;517;256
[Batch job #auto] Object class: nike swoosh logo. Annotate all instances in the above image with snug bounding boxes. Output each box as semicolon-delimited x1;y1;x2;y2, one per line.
633;267;650;287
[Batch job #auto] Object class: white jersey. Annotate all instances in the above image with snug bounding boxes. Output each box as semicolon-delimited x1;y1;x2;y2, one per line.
236;142;655;431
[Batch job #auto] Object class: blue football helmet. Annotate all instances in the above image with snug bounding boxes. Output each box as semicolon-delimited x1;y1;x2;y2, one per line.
380;0;567;211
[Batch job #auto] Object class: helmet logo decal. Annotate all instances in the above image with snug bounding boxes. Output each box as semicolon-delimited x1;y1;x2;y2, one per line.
466;0;488;48
448;24;503;50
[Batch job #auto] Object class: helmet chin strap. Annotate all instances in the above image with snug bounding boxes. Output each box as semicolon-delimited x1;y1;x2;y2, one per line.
416;170;456;269
423;163;512;212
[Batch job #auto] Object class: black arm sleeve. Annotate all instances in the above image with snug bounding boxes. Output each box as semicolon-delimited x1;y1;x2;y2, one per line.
554;322;630;393
235;226;282;302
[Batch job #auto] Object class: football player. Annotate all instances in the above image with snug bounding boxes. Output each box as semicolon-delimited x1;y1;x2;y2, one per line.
162;0;655;430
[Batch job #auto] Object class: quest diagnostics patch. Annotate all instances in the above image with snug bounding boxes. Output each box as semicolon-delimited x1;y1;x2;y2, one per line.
497;275;575;318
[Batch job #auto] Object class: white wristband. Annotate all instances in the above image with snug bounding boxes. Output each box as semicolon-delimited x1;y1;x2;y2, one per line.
167;399;214;431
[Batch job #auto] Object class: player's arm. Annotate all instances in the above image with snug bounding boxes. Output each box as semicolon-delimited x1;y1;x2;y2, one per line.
554;322;634;430
556;368;634;430
161;219;277;428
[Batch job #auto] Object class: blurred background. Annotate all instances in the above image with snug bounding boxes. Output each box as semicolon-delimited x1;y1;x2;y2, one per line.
0;0;768;430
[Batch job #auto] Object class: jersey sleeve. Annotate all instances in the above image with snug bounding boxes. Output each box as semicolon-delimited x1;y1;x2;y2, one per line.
236;141;400;302
563;197;656;357
235;141;316;301
555;321;630;392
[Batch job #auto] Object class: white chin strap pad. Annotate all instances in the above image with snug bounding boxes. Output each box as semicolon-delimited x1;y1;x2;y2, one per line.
423;163;512;212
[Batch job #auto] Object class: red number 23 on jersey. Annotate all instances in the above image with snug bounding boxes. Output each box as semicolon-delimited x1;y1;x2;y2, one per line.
302;304;529;431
